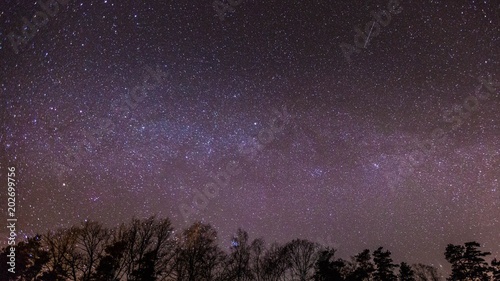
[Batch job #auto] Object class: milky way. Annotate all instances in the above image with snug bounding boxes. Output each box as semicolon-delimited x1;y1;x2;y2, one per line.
1;0;499;272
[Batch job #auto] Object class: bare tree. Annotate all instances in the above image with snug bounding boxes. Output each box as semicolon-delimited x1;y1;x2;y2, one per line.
345;249;374;281
174;221;225;281
285;239;319;281
44;227;80;280
75;221;109;281
219;228;253;281
42;221;110;281
151;217;177;280
250;238;266;281
261;243;290;281
91;216;176;280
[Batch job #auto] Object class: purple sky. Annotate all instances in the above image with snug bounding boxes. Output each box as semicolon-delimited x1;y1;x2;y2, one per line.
1;0;499;272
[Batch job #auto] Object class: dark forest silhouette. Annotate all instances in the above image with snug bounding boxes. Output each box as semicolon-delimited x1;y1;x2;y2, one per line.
1;216;499;280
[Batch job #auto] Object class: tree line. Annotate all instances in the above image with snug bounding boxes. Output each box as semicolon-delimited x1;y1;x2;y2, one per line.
1;216;499;280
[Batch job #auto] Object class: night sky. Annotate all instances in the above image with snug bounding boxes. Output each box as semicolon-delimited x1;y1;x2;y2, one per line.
1;0;499;273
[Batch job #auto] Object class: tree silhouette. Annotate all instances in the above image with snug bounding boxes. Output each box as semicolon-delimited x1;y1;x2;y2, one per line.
249;238;266;281
130;250;157;281
92;216;173;280
285;239;319;281
76;221;109;281
4;216;500;281
92;239;126;280
260;243;289;281
224;228;253;281
0;234;50;281
44;227;80;280
398;262;416;281
345;249;374;281
122;216;177;280
445;241;491;280
313;248;346;281
491;258;500;280
412;263;441;281
373;247;398;281
175;222;224;281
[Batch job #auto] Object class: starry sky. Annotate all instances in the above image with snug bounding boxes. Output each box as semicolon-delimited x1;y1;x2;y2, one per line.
1;0;499;272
